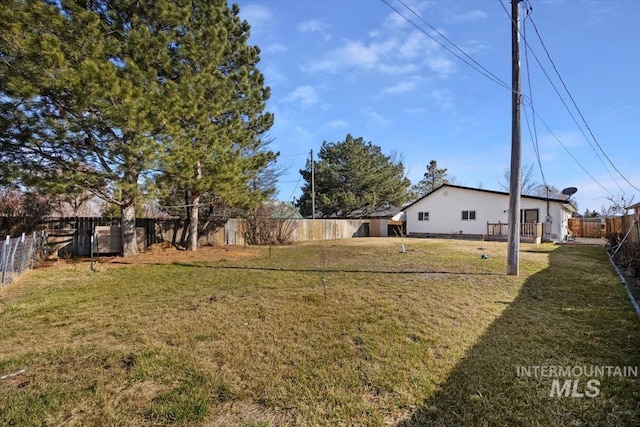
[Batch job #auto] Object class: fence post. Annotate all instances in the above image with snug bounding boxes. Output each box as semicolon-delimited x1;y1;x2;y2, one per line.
9;234;19;279
17;233;26;274
30;231;37;269
1;235;9;284
90;234;95;271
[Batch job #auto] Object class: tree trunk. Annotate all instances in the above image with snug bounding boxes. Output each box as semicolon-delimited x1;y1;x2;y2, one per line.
121;202;139;256
188;192;200;251
188;160;202;251
180;191;190;247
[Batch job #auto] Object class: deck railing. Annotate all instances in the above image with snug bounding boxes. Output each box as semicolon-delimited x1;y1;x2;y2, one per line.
486;222;542;239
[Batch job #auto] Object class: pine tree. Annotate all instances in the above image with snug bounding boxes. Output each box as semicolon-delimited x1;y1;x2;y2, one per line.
1;0;275;254
155;1;276;251
1;0;178;255
410;160;454;199
297;134;411;218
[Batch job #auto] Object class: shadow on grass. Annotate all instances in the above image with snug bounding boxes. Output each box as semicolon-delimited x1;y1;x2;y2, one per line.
400;244;640;426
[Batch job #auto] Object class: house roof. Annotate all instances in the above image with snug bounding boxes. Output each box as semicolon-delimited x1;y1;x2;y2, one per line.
310;204;403;219
403;184;577;212
627;201;640;210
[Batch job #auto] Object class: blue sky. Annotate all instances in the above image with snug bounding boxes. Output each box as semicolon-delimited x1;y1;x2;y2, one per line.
236;0;640;213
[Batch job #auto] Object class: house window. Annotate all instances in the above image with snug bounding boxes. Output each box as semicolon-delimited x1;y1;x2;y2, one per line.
462;210;476;220
520;209;539;224
418;212;429;221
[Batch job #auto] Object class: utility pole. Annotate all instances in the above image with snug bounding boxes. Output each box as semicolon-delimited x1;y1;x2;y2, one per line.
311;149;316;219
507;0;522;276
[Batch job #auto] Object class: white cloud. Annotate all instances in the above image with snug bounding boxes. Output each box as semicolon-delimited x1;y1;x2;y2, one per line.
239;4;274;27
298;19;327;33
425;56;457;76
382;77;421;95
399;31;438;60
384;80;416;95
304;30;454;77
447;10;489;23
539;130;586;149
293;126;314;144
297;19;332;41
262;64;287;86
382;1;429;30
341;40;385;68
264;43;287;54
430;90;454;110
605;105;634;120
367;110;391;127
384;11;409;30
284;85;320;108
305;39;412;74
324;119;349;129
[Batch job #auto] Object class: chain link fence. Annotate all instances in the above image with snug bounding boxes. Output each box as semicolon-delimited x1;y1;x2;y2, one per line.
0;232;47;285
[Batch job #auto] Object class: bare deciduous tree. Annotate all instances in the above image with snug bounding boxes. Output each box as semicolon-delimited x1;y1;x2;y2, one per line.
0;186;54;235
499;163;539;195
243;203;298;245
601;194;635;216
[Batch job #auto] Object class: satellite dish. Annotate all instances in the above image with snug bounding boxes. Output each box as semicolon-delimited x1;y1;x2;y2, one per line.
561;187;578;197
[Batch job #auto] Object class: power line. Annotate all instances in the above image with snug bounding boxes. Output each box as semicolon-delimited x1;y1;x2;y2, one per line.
287;174;302;202
384;0;626;199
521;7;546;189
498;0;627;194
532;109;613;197
380;0;516;95
526;13;640;193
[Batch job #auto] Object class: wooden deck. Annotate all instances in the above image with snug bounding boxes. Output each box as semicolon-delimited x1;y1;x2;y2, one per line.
486;222;543;244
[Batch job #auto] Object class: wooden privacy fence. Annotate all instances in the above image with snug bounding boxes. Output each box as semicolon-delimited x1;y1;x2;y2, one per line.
606;214;640;244
568;218;605;238
36;217;373;256
568;215;640;242
291;219;369;241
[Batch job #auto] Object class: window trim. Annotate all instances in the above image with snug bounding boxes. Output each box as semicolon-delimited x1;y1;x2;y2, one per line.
462;210;476;221
418;211;430;221
520;208;539;224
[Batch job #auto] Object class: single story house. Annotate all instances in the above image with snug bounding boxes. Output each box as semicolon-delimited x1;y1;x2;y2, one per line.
403;184;576;241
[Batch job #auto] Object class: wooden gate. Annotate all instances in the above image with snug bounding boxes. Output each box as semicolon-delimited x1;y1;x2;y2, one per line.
568;218;604;238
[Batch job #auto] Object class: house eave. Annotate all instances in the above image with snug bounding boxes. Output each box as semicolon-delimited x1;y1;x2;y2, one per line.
403;184;573;211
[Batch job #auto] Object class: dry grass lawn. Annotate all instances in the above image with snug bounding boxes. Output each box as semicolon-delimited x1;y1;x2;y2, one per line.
0;238;639;426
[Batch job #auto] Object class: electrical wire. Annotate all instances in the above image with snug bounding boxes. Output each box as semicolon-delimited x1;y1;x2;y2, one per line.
527;13;640;193
532;109;613;197
380;0;517;95
384;0;624;199
498;0;627;194
287;174;303;202
521;7;547;189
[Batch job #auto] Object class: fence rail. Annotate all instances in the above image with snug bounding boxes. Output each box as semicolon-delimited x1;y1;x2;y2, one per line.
1;216;376;258
1;232;47;285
